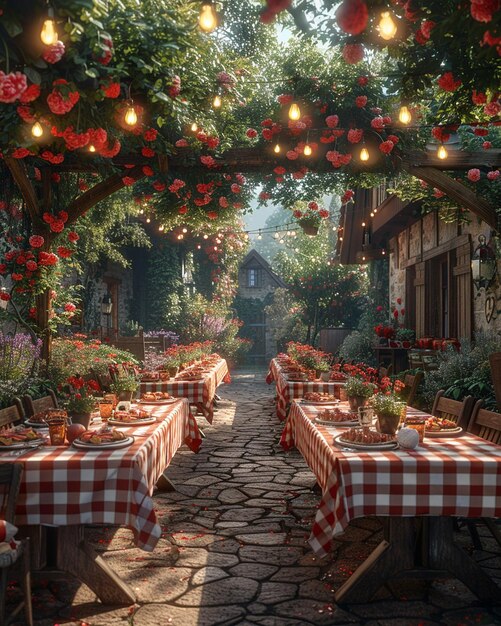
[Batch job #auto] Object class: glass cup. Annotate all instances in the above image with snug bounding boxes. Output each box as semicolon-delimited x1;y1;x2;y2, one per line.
103;393;118;409
405;416;426;443
358;406;374;428
48;418;67;445
98;400;114;422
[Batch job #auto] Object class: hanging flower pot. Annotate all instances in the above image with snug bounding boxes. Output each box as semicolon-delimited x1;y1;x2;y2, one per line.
298;220;319;236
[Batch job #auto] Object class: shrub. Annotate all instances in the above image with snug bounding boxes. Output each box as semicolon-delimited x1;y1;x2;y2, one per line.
339;331;376;365
0;333;42;407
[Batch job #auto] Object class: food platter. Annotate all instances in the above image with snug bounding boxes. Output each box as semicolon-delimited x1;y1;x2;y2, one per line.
0;439;45;450
425;426;463;437
302;399;339;406
138;398;178;405
334;433;398;451
72;436;134;450
315;417;358;427
107;416;157;426
24;419;49;429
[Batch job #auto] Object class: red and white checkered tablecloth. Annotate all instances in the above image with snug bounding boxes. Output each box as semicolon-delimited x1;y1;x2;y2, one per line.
281;401;501;558
139;358;230;423
0;398;201;552
266;358;344;421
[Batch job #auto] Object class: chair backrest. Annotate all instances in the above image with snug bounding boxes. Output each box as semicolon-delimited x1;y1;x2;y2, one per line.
466;403;501;445
23;390;58;418
0;403;24;430
379;364;393;379
408;350;423;370
402;371;423;407
488;352;501;412
0;463;23;524
431;390;475;429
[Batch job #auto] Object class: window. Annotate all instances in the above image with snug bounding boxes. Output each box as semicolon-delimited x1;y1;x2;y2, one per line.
247;268;260;288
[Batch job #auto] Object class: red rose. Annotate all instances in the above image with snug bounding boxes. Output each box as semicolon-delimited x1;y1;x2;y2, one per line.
142;166;154;177
19;84;40;104
246;128;258;138
142;147;156;157
57;246;73;258
122;176;136;186
26;260;38;272
379;140;394;154
342;44;364;64
336;0;368;35
143;128;158;141
29;235;45;248
64;303;76;313
487;170;500;180
347;129;363;144
355;95;367;108
43;41;65;64
0;71;27;103
50;219;65;233
103;82;121;98
437;72;461;92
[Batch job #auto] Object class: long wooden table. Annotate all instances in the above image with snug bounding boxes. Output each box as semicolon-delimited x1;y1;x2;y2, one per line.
2;398;201;604
266;358;345;420
281;400;501;603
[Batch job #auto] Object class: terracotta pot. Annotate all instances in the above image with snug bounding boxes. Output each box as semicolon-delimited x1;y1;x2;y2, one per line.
299;222;319;236
321;372;331;382
168;367;179;378
69;412;91;430
377;412;401;435
118;390;134;403
348;395;368;412
420;337;434;349
432;339;443;351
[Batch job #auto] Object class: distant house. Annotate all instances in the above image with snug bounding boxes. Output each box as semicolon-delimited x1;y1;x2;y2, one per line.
236;249;287;363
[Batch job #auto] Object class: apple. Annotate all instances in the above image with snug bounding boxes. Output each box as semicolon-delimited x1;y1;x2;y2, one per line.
67;423;87;444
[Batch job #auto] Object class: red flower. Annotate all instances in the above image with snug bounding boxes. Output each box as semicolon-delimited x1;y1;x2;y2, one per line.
286;150;298;160
64;302;76;313
219;197;229;208
431;127;450;143
483;141;493;149
26;260;38;272
11;147;31;159
11;273;23;281
175;139;188;147
142;166;154;177
0;71;27;103
357;76;368;86
484;101;501;116
153;181;166;192
467;168;481;182
207;211;218;220
487;170;500;180
347;128;363;144
63;127;90;150
325;115;339;128
277;94;294;105
472;90;487;104
437;72;461;92
371;116;385;130
50;219;65;233
471;0;500;22
143;128;158;141
387;134;399;144
355;95;367;108
262;128;273;140
178;205;188;214
142;147;156;157
246;128;258;138
38;251;58;267
43;41;65;64
16;105;35;123
47;82;80;114
379;140;394;154
336;0;368;34
0;290;10;301
29;235;44;248
102;82;121;98
19;84;40;104
57;246;73;258
122;176;136;186
342;44;364;64
396;297;402;305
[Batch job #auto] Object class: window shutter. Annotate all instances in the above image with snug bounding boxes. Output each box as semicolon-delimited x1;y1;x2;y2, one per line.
453;241;472;338
414;262;426;338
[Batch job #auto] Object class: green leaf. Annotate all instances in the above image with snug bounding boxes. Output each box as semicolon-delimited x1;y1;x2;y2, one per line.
23;67;41;85
85;67;99;78
1;16;23;38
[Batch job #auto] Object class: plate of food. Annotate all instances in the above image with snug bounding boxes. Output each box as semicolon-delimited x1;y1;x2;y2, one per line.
72;428;134;449
0;427;45;449
139;392;177;404
108;408;156;426
24;412;50;429
302;392;339;405
314;408;358;427
334;429;398;451
425;416;463;437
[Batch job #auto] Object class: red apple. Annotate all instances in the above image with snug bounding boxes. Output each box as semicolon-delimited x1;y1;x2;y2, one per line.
67;423;86;444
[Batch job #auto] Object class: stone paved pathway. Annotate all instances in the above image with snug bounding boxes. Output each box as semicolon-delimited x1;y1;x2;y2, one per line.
9;370;501;625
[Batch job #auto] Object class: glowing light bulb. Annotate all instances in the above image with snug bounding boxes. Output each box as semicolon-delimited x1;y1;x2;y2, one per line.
437;145;448;159
360;147;370;162
303;144;312;156
191;122;198;132
178;234;184;240
213;94;221;108
398;105;411;125
158;225;164;231
182;227;188;233
146;217;151;223
295;248;299;253
382;249;386;255
139;209;144;215
362;221;366;227
273;143;281;154
289;103;301;120
31;122;43;138
291;230;296;237
203;234;208;239
370;211;375;217
214;246;218;251
279;238;284;244
257;233;262;240
274;231;279;239
199;3;217;33
339;237;343;241
88;144;96;153
124;105;137;127
378;11;397;41
197;244;201;249
41;14;58;45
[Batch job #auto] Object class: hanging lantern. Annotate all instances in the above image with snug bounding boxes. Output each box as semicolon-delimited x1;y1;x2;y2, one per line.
124;103;138;127
471;235;497;293
437;144;448;159
257;231;262;240
31;122;43;138
303;143;312;156
288;103;301;120
273;143;281;154
398;105;411;125
41;8;58;45
378;11;397;41
360;146;370;161
199;2;217;33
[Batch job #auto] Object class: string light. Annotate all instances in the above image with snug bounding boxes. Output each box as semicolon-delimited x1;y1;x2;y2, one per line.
279;238;285;244
41;7;58;45
158;225;164;231
197;244;201;249
199;2;217;33
288;103;301;120
273;143;281;154
398;105;411;125
378;11;398;41
124;103;138;127
88;144;96;152
203;234;208;239
146;217;151;223
178;233;184;240
31;122;43;138
139;209;144;215
182;227;188;233
213;94;222;108
361;221;366;227
437;144;448;159
257;231;262;240
360;146;370;162
303;143;312;156
191;122;198;132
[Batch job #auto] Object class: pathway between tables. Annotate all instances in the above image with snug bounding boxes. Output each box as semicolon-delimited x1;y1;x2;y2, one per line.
21;370;501;626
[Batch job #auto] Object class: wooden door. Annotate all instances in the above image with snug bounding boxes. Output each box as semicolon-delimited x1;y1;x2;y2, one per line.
414;262;426;338
453;240;472;339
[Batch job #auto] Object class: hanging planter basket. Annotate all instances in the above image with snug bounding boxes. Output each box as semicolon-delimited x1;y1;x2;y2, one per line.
298;221;319;236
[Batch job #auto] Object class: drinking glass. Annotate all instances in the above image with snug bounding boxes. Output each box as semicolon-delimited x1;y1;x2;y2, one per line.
358;406;374;428
48;419;66;445
98;400;114;422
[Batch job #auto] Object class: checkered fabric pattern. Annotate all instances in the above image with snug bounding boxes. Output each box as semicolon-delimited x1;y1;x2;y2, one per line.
140;358;230;423
266;358;344;420
0;398;201;552
281;401;501;558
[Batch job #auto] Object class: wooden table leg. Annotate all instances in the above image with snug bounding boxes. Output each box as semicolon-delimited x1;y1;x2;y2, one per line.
156;474;176;492
57;526;136;605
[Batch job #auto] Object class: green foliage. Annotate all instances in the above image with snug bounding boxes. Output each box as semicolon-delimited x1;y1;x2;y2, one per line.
339;331;377;366
110;374;138;393
144;243;183;331
345;376;376;398
263;287;308;349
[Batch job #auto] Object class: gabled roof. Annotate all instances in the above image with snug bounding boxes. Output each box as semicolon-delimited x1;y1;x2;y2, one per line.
240;249;287;288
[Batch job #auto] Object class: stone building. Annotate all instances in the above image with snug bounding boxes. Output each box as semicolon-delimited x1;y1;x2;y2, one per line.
236;249;287;364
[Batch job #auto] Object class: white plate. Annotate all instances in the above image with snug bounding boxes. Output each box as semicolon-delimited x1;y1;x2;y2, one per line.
0;438;45;450
315;417;358;427
302;399;339;405
425;426;462;437
72;436;134;450
334;433;398;451
107;416;156;427
24;419;49;429
138;398;177;405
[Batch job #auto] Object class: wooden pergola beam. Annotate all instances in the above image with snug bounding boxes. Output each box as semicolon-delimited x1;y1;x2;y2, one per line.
401;150;501;170
4;157;41;223
405;165;498;230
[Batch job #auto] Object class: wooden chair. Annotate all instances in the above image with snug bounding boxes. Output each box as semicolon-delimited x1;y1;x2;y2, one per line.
0;403;24;430
22;390;58;419
461;403;501;550
431;390;476;430
378;364;393;379
0;464;33;626
401;371;423;407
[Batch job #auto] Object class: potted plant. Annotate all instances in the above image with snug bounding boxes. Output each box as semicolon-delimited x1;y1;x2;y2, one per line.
344;376;376;411
162;347;181;378
61;376;99;429
292;201;330;236
396;328;415;349
110;374;139;402
370;392;406;435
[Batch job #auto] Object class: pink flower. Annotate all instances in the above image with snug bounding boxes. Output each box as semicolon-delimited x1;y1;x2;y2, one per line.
467;168;481;182
175;139;188;147
342;44;364;64
286;150;298;160
336;0;369;35
219;196;229;208
0;71;27;103
371;116;384;130
379;140;394;154
487;170;500;180
42;41;65;64
231;184;241;193
19;84;40;104
437;72;461;92
325;115;339;128
471;0;499;22
355;95;367;108
277;94;294;105
29;235;45;248
484;101;501;116
347;128;363;144
47;81;79;114
246;128;257;138
64;303;76;313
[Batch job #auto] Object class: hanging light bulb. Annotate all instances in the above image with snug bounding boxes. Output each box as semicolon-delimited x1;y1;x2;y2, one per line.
158;225;164;231
199;2;217;33
139;209;144;215
279;238;285;244
370;211;375;217
31;122;43;138
146;217;151;223
437;144;448;159
214;245;218;251
273;143;281;154
382;249;386;255
360;146;370;162
257;230;262;240
197;244;201;249
288;103;301;120
41;8;58;45
362;221;366;227
88;144;96;153
213;94;222;108
178;233;184;240
303;143;312;156
378;11;398;41
274;230;279;239
182;227;188;233
203;234;208;239
398;105;411;125
124;102;138;127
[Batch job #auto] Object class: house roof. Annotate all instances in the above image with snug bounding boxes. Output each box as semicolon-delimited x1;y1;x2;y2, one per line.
240;249;287;288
